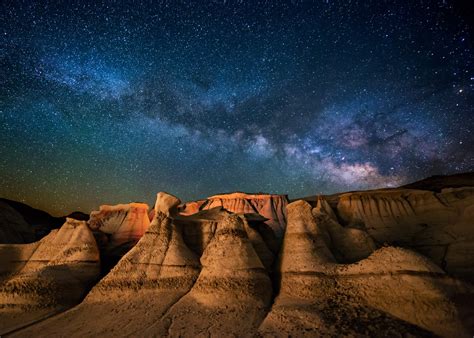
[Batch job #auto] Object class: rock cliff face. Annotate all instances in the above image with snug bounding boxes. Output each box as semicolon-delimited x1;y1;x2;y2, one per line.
88;202;150;248
0;218;100;335
259;200;474;337
88;202;151;272
1;174;473;337
182;192;288;238
331;187;474;280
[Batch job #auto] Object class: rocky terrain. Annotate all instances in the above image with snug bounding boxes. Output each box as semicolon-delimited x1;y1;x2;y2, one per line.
0;173;473;337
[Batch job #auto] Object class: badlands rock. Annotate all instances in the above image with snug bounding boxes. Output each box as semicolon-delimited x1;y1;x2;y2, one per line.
259;200;474;337
146;213;273;336
175;207;275;270
0;218;100;335
335;187;474;279
313;196;376;262
13;210;201;337
183;192;288;237
153;191;181;217
88;202;150;272
88;202;150;248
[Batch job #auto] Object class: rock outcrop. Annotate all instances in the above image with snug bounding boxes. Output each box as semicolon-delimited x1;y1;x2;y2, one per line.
259;200;474;337
88;202;150;272
175;207;275;270
3;174;473;337
334;187;474;280
12;193;200;337
147;213;273;336
182;192;288;238
0;218;100;335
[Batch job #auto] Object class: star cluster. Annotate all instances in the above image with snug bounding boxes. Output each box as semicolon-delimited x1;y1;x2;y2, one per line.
1;0;473;215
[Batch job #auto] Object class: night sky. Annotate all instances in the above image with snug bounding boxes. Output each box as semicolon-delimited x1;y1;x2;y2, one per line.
1;1;473;215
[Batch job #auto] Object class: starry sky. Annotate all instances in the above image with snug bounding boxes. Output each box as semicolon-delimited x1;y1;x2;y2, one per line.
1;0;473;215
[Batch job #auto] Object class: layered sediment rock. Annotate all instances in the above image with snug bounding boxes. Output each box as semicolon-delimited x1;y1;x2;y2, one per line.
182;192;288;237
313;196;376;262
175;207;275;270
12;193;200;337
259;200;474;337
334;187;474;279
88;202;150;248
148;213;273;336
88;202;151;271
0;218;100;335
3;175;473;337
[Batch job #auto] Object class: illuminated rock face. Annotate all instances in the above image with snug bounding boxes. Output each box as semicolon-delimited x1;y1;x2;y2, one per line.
9;197;200;337
183;192;289;238
0;218;100;334
88;202;150;247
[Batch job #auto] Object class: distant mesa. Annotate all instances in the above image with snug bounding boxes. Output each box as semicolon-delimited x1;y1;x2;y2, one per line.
0;173;473;336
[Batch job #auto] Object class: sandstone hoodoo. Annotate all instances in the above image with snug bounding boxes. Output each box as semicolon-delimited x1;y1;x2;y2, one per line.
11;192;201;337
148;213;273;336
0;218;100;335
174;207;276;270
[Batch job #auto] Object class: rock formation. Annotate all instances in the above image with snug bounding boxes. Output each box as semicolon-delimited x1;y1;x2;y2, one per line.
146;213;273;336
1;173;473;337
334;187;474;280
88;202;150;272
182;192;288;238
259;200;474;337
0;218;100;335
174;207;275;270
11;193;200;337
88;202;150;248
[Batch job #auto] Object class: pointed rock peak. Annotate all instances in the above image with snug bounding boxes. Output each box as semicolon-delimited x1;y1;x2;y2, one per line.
154;191;181;217
281;199;336;272
286;200;317;234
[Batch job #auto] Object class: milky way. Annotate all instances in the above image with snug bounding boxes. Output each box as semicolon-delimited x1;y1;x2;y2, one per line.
1;1;473;214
